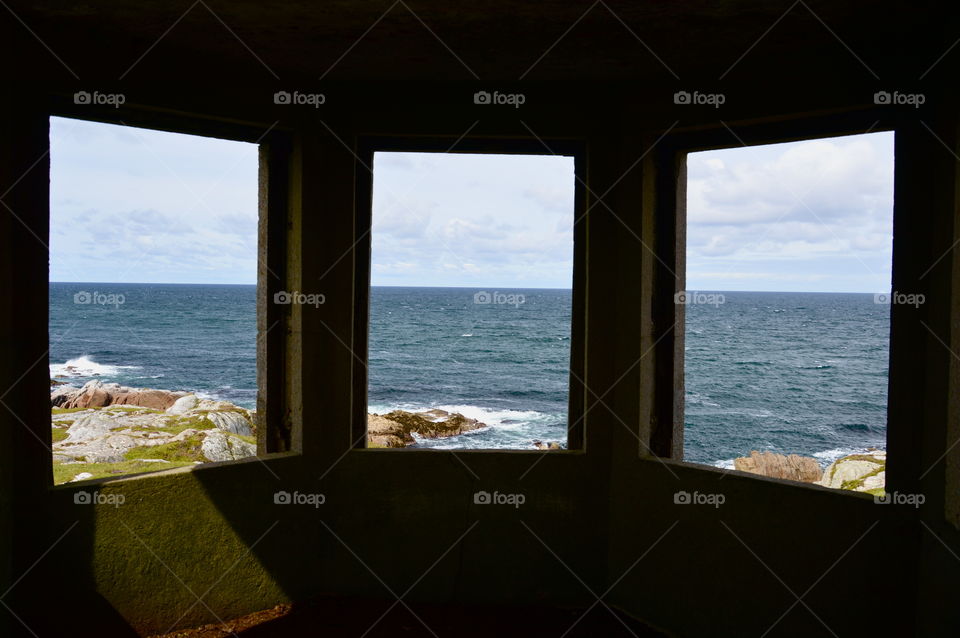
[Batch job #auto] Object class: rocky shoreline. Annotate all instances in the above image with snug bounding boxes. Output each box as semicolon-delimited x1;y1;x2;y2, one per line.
51;380;259;484
51;380;564;484
733;449;886;495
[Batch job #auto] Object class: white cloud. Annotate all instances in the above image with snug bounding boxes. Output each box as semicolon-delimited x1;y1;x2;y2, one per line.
50;116;258;284
371;152;576;288
687;132;894;291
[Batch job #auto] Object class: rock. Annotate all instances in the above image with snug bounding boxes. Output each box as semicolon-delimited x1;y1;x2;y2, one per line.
366;410;486;447
532;440;563;450
62;433;146;463
69;472;93;482
166;394;199;415
368;414;415;448
50;383;79;405
50;387;258;472
734;451;822;483
383;409;486;439
53;379;185;410
201;430;257;462
64;412;124;443
817;451;886;492
204;411;254;437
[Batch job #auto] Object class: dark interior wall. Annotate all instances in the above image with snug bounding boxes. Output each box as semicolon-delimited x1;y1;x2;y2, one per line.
2;1;960;635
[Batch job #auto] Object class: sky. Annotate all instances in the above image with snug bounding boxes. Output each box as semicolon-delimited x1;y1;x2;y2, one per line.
371;152;575;288
50;117;894;292
687;131;894;292
50;116;259;284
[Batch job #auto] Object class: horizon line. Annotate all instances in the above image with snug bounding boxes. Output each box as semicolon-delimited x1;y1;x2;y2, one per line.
49;281;890;294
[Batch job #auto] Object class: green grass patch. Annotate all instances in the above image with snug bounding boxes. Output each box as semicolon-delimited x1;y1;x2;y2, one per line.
124;434;206;463
103;405;161;414
52;407;89;415
51;427;69;444
125;414;221;438
234;433;256;446
53;459;195;485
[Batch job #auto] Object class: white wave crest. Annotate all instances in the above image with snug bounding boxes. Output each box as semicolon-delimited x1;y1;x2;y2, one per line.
50;356;139;378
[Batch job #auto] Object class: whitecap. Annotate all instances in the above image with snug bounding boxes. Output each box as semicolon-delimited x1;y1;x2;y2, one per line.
813;446;885;467
366;403;556;429
49;355;139;378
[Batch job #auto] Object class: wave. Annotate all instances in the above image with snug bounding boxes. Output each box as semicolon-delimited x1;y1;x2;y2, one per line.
50;355;140;379
368;402;557;429
813;445;885;466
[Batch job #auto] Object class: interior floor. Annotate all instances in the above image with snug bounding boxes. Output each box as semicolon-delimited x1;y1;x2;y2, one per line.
150;597;667;638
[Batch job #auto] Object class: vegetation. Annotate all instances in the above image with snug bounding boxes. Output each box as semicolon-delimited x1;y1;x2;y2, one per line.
125;433;206;463
53;459;195;484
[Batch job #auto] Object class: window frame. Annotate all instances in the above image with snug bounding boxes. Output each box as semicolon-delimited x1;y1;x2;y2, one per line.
652;110;901;491
45;101;296;488
351;136;587;452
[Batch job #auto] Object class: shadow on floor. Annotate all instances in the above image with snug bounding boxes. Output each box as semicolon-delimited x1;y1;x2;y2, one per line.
152;596;668;638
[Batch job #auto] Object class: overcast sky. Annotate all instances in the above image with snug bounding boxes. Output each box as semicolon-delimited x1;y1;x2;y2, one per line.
50;117;893;291
687;131;894;292
50;116;259;284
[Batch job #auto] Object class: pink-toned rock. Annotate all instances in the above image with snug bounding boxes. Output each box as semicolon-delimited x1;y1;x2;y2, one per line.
733;450;822;483
53;379;185;410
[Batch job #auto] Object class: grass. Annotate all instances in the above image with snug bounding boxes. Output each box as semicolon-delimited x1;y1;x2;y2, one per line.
104;405;162;413
53;459;195;485
235;433;256;446
51;427;69;443
52;407;90;415
125;433;207;463
130;414;214;436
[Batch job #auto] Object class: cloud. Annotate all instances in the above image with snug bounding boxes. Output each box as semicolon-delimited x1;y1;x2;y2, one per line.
50;116;258;284
370;151;576;287
686;132;894;291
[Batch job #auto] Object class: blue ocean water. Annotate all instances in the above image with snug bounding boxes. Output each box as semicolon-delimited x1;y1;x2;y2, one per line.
684;291;888;467
49;284;889;462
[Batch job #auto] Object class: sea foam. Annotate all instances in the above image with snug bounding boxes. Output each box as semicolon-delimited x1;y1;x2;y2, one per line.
50;355;139;378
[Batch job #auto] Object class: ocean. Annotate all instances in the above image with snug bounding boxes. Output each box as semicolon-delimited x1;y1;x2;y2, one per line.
49;284;889;465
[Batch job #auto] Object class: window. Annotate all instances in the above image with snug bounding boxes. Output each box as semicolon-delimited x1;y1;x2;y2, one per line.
49;116;261;484
361;149;580;450
682;131;894;494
